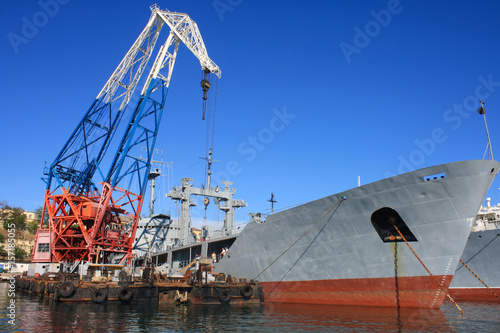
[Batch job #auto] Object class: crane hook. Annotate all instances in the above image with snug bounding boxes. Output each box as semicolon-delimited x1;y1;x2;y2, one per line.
201;79;211;100
201;68;212;120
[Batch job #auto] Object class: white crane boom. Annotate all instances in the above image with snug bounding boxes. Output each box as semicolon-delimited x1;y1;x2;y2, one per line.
157;8;221;77
97;4;220;107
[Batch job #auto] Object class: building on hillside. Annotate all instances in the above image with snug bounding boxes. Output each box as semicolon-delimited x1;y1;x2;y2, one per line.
24;211;36;223
0;208;36;228
0;208;36;260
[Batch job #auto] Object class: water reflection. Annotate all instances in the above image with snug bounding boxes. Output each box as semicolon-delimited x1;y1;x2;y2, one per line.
260;302;452;332
1;283;499;332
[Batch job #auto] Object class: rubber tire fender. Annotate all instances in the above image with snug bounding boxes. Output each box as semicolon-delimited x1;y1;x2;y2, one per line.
38;282;45;294
118;270;129;282
240;284;253;299
117;286;133;302
217;288;231;303
58;281;76;298
48;283;55;294
92;288;108;304
53;287;60;302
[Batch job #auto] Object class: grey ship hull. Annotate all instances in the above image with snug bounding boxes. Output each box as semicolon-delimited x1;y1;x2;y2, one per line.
215;160;500;308
449;229;500;300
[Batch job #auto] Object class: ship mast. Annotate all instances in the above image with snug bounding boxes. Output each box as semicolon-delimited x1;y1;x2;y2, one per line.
268;193;277;213
167;178;247;246
478;100;494;160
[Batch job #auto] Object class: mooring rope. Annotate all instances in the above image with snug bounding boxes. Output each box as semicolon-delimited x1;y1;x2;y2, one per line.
394;241;402;330
459;259;500;299
393;225;464;315
254;197;346;298
394;242;400;308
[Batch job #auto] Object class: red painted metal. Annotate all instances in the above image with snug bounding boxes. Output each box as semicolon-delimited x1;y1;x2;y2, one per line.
448;288;500;301
260;275;454;308
32;183;142;265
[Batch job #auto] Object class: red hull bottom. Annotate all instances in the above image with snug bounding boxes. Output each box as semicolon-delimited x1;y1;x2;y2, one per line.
448;288;500;301
260;275;453;308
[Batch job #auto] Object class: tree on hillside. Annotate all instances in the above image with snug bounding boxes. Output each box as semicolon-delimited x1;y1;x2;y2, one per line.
3;207;27;231
27;221;39;235
0;245;7;259
0;201;11;221
34;206;49;228
14;246;27;260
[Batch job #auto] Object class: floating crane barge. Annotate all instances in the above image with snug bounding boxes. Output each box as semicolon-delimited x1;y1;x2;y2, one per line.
17;4;264;306
15;263;263;305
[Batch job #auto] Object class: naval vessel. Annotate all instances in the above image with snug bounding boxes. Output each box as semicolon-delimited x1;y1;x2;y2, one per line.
448;198;500;300
213;159;500;308
146;159;500;308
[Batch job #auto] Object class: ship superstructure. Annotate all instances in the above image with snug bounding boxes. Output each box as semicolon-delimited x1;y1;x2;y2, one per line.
145;176;247;270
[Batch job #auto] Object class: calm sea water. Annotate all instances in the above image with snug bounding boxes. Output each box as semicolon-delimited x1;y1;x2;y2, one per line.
1;282;499;332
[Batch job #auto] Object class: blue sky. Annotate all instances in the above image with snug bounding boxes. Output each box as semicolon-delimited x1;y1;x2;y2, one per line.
1;0;500;228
